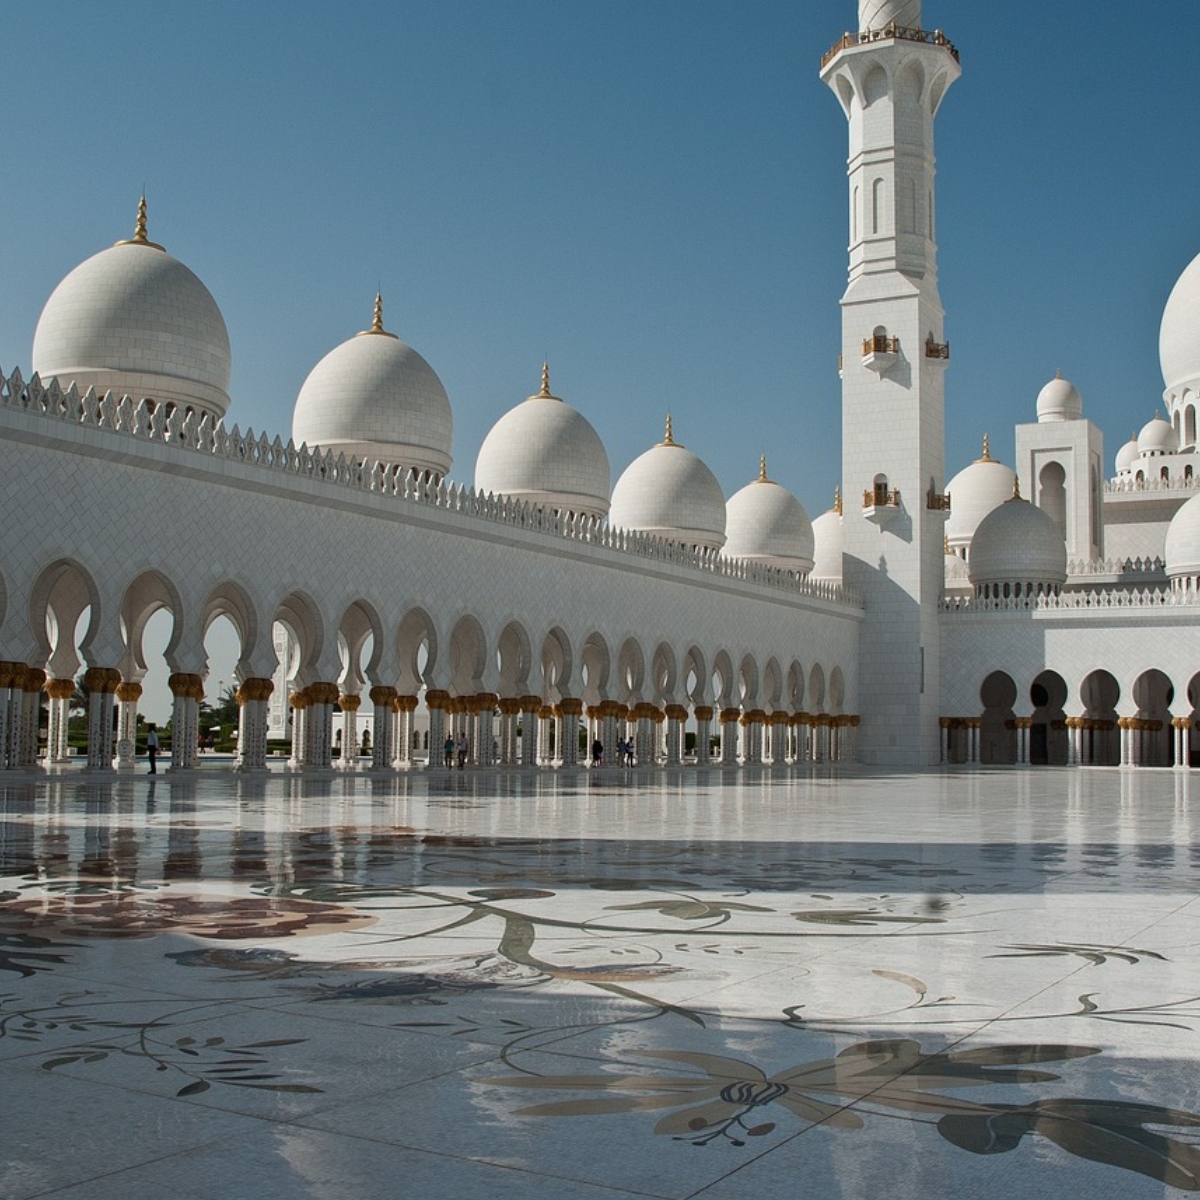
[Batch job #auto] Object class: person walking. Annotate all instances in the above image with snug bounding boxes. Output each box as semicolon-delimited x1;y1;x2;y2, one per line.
591;737;603;766
146;723;159;774
443;735;455;768
456;732;469;769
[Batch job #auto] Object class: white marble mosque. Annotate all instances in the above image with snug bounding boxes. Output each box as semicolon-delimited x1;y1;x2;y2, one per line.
9;6;1200;1200
4;0;1200;778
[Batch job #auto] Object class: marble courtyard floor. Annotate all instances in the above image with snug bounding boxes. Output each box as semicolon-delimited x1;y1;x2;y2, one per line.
3;764;1200;1199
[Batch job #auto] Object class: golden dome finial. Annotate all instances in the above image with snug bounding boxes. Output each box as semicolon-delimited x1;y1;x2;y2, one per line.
978;433;992;462
758;454;769;482
539;360;551;398
834;485;842;515
357;291;398;338
1055;368;1062;380
662;412;675;446
116;192;164;250
1010;475;1022;501
944;533;952;555
133;194;149;243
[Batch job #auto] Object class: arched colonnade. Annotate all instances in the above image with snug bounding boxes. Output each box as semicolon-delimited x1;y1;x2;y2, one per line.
942;665;1200;768
0;558;857;773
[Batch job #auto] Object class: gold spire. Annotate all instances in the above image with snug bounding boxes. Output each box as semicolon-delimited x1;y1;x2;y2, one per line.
944;533;952;556
758;454;769;483
115;193;164;251
1008;475;1022;502
356;291;398;338
661;412;676;446
530;360;561;401
833;485;842;515
1055;368;1062;380
978;433;992;462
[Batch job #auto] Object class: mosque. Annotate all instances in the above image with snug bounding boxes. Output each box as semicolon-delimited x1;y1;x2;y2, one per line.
3;0;1200;776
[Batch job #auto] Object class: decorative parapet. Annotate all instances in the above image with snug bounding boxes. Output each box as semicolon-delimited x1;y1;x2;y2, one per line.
1066;555;1166;577
822;24;959;70
0;366;863;610
863;485;901;509
924;336;950;360
1105;473;1200;495
926;487;950;511
939;585;1191;614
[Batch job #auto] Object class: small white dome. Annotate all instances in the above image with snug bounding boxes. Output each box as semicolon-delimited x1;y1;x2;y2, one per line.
945;438;1016;550
1036;374;1082;422
858;0;921;30
1160;250;1200;398
809;496;844;584
1115;433;1140;474
474;366;609;518
723;459;814;573
609;418;726;551
1165;491;1200;578
1137;414;1178;456
968;494;1067;590
292;297;452;478
32;203;231;419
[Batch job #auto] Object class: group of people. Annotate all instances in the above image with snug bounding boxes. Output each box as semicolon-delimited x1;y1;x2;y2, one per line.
443;733;470;769
590;738;635;767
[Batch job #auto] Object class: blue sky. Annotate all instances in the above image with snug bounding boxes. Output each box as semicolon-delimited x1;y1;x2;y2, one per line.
3;0;1199;526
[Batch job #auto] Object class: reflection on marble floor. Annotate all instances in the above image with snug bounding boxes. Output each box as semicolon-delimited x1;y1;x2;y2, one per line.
3;765;1200;1198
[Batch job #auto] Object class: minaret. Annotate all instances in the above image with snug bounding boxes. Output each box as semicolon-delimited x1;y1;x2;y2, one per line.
821;1;959;765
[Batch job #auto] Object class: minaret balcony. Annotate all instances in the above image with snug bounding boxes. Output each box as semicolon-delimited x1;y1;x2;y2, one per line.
862;484;901;524
862;334;899;374
925;337;950;363
926;487;951;513
821;26;960;70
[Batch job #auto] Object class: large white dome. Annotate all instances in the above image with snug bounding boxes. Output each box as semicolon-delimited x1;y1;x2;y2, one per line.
474;366;609;518
609;418;726;551
945;437;1016;551
1036;374;1082;422
810;494;844;584
32;202;231;420
1160;249;1200;398
1166;492;1200;579
292;296;452;478
723;459;814;573
968;494;1067;591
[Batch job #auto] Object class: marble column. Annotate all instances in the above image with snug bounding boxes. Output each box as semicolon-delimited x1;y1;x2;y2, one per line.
168;673;203;771
1066;717;1082;766
1118;717;1134;767
301;682;338;768
369;686;397;770
693;705;713;766
719;708;740;765
115;680;142;770
1014;717;1031;765
46;677;75;764
1172;716;1189;769
18;668;45;768
474;693;498;765
289;690;309;767
0;662;24;769
519;695;540;766
558;698;582;767
338;693;361;768
236;677;274;771
84;666;121;771
665;704;686;766
539;706;556;766
603;703;624;766
395;694;418;766
742;710;765;764
497;699;519;765
425;690;449;768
